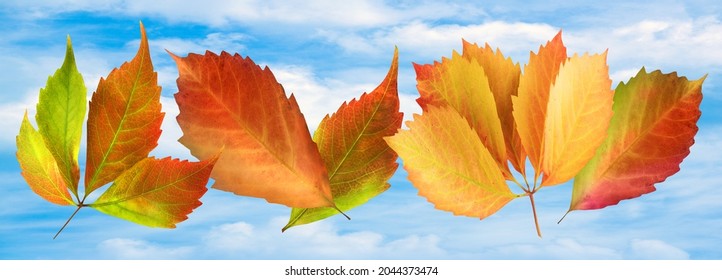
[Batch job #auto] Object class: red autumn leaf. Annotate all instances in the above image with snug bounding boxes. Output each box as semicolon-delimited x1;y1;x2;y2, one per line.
172;51;334;208
569;69;704;211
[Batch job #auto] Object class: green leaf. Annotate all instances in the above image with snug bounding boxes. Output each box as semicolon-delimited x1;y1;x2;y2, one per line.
36;36;87;195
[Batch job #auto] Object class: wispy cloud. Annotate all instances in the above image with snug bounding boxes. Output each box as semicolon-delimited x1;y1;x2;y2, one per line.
99;238;194;259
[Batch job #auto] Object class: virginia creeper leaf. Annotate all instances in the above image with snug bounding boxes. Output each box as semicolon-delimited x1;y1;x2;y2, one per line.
462;40;526;175
36;36;86;194
513;31;567;181
85;22;164;195
172;51;334;208
569;69;704;211
283;48;402;231
16;23;213;237
92;156;216;228
16;112;75;206
414;52;510;178
541;52;614;187
385;106;515;219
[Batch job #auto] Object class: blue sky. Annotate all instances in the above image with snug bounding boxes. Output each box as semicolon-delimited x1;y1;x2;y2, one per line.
1;0;721;260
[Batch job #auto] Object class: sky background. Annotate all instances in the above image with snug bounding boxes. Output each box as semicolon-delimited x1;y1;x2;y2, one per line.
1;0;721;260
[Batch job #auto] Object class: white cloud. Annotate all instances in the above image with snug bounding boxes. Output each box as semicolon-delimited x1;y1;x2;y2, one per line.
141;33;248;58
487;238;622;259
150;96;195;160
200;217;445;259
322;21;559;61
626;239;690;259
98;238;194;259
270;63;420;131
2;0;486;29
567;16;722;74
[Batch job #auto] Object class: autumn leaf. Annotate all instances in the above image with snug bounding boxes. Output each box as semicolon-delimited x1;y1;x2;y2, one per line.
394;31;700;237
462;40;526;176
513;31;567;182
386;106;516;219
540;52;614;187
172;50;334;208
283;48;402;231
92;156;216;228
17;112;75;206
414;51;510;178
16;23;214;238
85;22;164;195
35;36;87;195
568;69;704;212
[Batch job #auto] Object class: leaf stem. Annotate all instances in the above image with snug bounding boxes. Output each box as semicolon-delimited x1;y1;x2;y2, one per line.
558;211;570;224
333;205;351;220
528;191;542;238
54;204;84;239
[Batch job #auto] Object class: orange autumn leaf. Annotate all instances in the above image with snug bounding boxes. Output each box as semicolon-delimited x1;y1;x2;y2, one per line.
462;40;526;175
92;156;216;228
414;51;510;178
172;51;334;208
385;105;516;219
85;22;164;194
513;31;567;182
540;52;614;187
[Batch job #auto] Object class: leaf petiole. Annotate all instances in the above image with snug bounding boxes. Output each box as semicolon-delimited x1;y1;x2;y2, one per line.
53;203;87;239
528;190;542;238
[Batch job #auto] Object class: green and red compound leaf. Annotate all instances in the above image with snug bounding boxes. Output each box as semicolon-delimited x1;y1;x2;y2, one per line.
283;48;402;231
85;22;164;195
16;23;214;238
92;156;217;228
172;50;334;209
386;106;517;219
568;69;704;212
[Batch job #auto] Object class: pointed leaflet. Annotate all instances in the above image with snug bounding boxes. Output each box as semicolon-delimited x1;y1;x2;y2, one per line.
36;36;86;194
513;31;567;180
284;48;402;231
92;156;216;228
569;69;703;211
540;52;613;187
173;51;333;208
17;113;75;206
385;106;515;219
85;23;164;195
462;41;526;175
414;52;509;178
